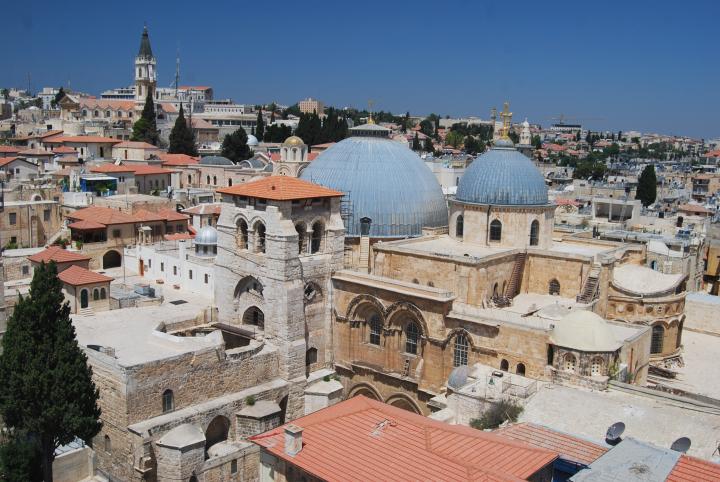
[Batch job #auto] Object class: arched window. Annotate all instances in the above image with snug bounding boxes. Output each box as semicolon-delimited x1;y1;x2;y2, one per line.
256;223;266;253
187;174;192;184
650;260;658;270
529;220;540;246
80;289;89;309
243;307;265;329
369;314;382;346
104;435;111;453
295;223;306;254
563;353;576;372
93;288;99;301
228;179;233;187
516;363;526;376
306;347;318;366
237;219;248;250
591;357;604;376
455;215;464;238
405;321;420;355
206;175;210;185
549;279;560;296
213;176;217;185
453;333;469;367
490;220;502;242
100;288;106;299
311;222;323;253
492;283;499;298
651;325;665;354
162;389;174;413
500;359;509;371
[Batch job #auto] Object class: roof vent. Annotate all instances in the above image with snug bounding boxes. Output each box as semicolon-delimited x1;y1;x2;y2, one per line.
670;437;691;453
605;421;625;445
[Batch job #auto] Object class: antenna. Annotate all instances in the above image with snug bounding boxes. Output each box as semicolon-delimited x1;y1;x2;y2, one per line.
670;437;691;453
605;422;625;445
174;48;180;97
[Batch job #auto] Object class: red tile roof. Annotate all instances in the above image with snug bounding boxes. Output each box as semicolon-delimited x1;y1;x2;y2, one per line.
67;219;108;230
217;176;343;201
19;148;54;156
28;246;91;264
133;209;167;222
48;136;121;144
495;423;607;466
130;164;173;176
52;146;77;154
678;204;713;214
156;208;189;221
667;454;720;481
58;265;113;286
159;153;199;166
0;146;22;153
68;206;138;225
183;203;222;215
0;157;20;167
250;396;557;482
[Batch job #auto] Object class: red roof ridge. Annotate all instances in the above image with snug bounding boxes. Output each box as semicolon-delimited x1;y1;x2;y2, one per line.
217;176;343;201
58;265;113;286
28;246;91;264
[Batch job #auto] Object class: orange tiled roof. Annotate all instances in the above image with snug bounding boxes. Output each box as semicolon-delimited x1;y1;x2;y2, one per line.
494;423;607;466
67;206;138;225
183;203;222;215
49;136;121;144
217;176;343;201
133;209;167;223
58;265;113;286
159;153;199;166
0;146;22;153
67;219;108;230
112;141;159;149
19;148;54;156
678;204;713;214
0;157;20;167
52;146;77;154
156;208;189;221
76;98;136;111
28;246;91;264
130;164;173;175
250;396;557;482
667;454;720;481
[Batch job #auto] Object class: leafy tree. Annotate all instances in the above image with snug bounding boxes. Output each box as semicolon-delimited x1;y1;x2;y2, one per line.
531;135;542;150
636;164;657;207
131;90;159;145
0;431;43;481
508;130;520;144
51;87;65;109
221;128;252;162
412;132;421;151
255;109;265;141
445;130;464;149
0;88;8;100
264;123;292;143
423;136;434;153
168;104;198;156
463;135;484;155
0;261;102;481
470;400;523;430
419;118;434;137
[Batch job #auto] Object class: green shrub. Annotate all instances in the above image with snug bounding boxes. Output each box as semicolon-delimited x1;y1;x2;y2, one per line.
245;395;256;406
470;399;523;430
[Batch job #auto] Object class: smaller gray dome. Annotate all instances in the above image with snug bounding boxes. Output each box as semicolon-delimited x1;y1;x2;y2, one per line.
247;135;259;146
195;225;217;245
447;365;469;390
200;156;234;166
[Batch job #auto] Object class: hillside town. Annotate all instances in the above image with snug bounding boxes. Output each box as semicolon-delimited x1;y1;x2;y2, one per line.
1;21;720;482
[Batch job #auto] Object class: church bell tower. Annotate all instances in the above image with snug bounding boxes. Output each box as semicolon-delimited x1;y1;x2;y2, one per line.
135;25;157;103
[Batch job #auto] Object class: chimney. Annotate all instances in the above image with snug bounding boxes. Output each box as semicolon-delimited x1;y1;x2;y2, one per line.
284;424;303;457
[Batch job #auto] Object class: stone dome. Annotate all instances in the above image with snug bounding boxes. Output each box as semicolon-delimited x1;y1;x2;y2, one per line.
447;365;469;390
247;134;259;146
551;311;621;352
195;225;218;245
300;135;448;237
283;135;305;147
456;145;548;206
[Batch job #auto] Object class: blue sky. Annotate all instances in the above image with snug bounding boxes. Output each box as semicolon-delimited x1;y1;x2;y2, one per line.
2;0;719;138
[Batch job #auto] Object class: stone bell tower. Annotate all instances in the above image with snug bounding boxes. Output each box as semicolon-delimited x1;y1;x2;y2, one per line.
135;25;157;103
214;176;345;419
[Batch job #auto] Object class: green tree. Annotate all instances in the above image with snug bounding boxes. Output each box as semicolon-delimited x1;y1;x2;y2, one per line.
221;128;252;163
423;136;434;153
168;105;198;156
255;109;265;142
469;400;523;430
412;132;421;151
51;87;65;109
0;431;43;481
0;261;101;481
419;118;434;137
131;90;159;145
463;135;484;155
636;164;657;207
445;130;464;149
508;130;520;144
531;135;542;149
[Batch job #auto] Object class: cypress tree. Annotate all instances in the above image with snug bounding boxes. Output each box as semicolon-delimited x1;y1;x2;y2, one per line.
255;110;265;142
221;128;252;163
636;164;657;207
131;90;159;145
168;104;198;156
412;133;421;151
0;261;101;481
423;136;434;153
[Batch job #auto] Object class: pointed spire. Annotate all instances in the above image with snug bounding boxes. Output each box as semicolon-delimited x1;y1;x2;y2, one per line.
138;25;154;60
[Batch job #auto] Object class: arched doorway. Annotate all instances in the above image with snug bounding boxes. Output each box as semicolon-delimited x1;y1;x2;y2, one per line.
385;394;422;414
516;363;526;376
500;359;509;371
80;289;89;309
205;415;230;453
102;250;122;269
242;306;265;329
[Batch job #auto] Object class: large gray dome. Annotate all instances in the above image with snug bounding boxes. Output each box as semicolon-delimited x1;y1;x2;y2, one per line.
300;131;448;238
199;155;233;166
457;145;549;206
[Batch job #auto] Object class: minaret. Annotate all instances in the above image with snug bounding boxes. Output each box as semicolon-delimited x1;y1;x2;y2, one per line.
520;118;532;145
134;25;157;103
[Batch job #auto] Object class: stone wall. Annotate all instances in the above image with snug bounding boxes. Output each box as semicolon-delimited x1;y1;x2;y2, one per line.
684;292;720;335
523;251;589;298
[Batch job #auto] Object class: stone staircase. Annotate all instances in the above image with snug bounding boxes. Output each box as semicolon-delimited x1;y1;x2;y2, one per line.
77;307;95;317
504;252;527;298
359;235;370;271
577;264;601;304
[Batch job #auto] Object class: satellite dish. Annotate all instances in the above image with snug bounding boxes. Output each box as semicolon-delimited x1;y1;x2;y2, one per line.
605;422;625;445
670;437;691;453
